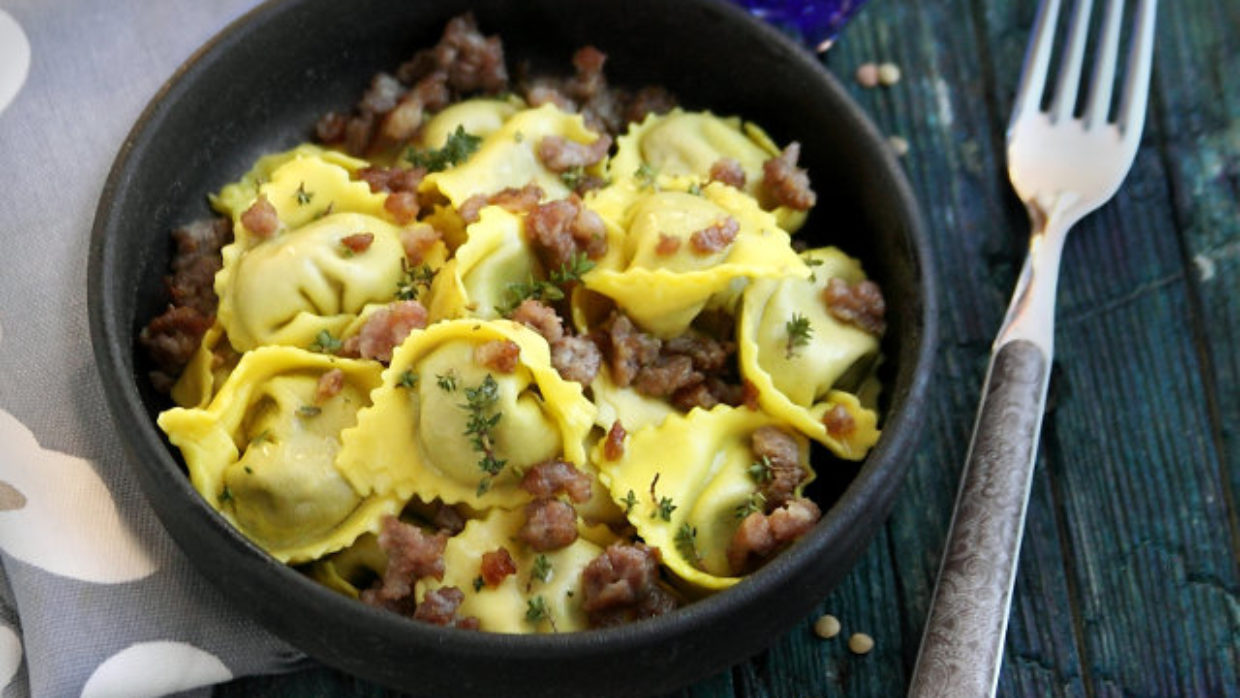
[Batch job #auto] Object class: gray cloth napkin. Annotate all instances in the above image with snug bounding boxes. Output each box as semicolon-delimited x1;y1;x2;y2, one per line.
0;1;309;695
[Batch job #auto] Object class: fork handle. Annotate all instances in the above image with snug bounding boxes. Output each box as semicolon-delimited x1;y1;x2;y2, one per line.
907;338;1050;698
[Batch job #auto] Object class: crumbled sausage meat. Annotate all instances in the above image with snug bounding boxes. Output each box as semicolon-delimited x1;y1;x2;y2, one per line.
414;586;480;629
480;547;518;587
632;355;701;398
599;312;662;388
536;134;612;173
762;142;816;211
709;157;747;188
400;223;442;264
655;233;681;256
519;498;579;551
525;195;608;271
433;13;509;94
431;501;467;535
520;459;592;503
340;233;374;254
822;404;857;439
751;426;805;508
475;339;520;374
622;85;678;126
511;299;564;342
663;332;732;373
461;183;546;223
581;543;678;627
603;421;626;461
689;216;739;255
315;369;345;403
551;335;602;385
384;191;420;224
362;516;448;613
357;165;426;193
140;306;213;392
726;497;821;574
349;300;429;363
141;217;233;390
240;194;279;238
315;111;348;143
823;277;887;335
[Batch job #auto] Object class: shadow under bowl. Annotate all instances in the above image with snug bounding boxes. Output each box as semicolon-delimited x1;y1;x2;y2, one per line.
88;0;938;695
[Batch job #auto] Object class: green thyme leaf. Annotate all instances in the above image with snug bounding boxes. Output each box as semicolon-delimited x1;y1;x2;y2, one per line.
397;370;418;388
747;455;774;484
734;491;767;519
674;522;701;563
295;181;314;205
784;313;813;358
308;329;343;354
436;371;459;392
297;405;322;418
621;489;638;515
406;125;482;172
473;576;485;592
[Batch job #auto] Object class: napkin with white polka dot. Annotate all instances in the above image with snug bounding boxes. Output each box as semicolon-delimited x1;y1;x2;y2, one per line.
0;1;308;695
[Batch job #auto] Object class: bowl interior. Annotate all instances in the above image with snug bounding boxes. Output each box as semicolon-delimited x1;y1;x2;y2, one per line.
89;0;936;695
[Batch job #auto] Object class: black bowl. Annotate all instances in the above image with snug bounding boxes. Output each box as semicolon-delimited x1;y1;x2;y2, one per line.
88;0;937;695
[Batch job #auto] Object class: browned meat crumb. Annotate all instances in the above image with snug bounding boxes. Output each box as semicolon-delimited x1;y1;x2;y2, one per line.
655;233;681;256
314;369;345;403
379;74;451;145
822;404;857;439
525;194;607;271
663;332;732;373
340;233;374;254
487;183;545;216
240;194;279;238
603;421;626;461
567;46;607;101
347;300;429;363
511;299;564;342
481;548;517;587
344;112;376;156
140;216;234;391
536;134;612;173
751;426;805;508
357;165;426;194
689;216;739;255
140;306;214;392
622;85;677;126
414;586;480;629
431;501;467;535
360;73;405;114
709;157;747;188
726;497;820;574
519;498;579;551
550;335;602;385
475;339;520;373
823;277;887;335
433;13;509;94
166;217;231;315
742;379;761;410
632;355;701;399
670;381;721;411
400;223;442;265
362;516;448;613
598;312;661;388
762;142;816;211
384;191;420;224
520;459;592;504
525;82;576;112
315;111;348;143
581;543;678;628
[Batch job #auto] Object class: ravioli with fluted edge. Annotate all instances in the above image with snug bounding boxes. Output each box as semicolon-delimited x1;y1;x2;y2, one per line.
336;318;596;509
593;406;812;591
157;346;398;563
146;17;890;635
738;247;882;459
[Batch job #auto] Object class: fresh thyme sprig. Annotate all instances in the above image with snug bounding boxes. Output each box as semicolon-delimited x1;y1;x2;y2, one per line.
496;251;595;315
526;595;556;631
396;370;418;388
621;489;638;515
674;522;702;563
308;329;342;354
785;313;813;358
735;491;767;519
297;405;322;418
396;259;436;301
560;165;586;190
747;455;774;484
436;371;458;392
531;555;552;584
405;125;482;172
460;374;506;477
635;162;658;189
295;181;314;205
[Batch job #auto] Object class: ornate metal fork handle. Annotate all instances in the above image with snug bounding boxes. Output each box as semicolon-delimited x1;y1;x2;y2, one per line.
908;0;1157;695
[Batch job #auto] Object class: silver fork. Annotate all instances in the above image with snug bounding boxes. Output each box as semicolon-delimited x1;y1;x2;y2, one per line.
907;1;1157;696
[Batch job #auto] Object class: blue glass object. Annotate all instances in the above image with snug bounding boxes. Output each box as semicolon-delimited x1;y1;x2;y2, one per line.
732;0;867;51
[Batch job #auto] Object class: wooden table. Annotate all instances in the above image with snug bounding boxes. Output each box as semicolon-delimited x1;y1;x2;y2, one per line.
217;0;1240;695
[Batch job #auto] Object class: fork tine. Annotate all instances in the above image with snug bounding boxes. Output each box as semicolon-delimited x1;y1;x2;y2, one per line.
1082;0;1124;128
1009;0;1063;130
1117;0;1157;140
1050;0;1095;122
